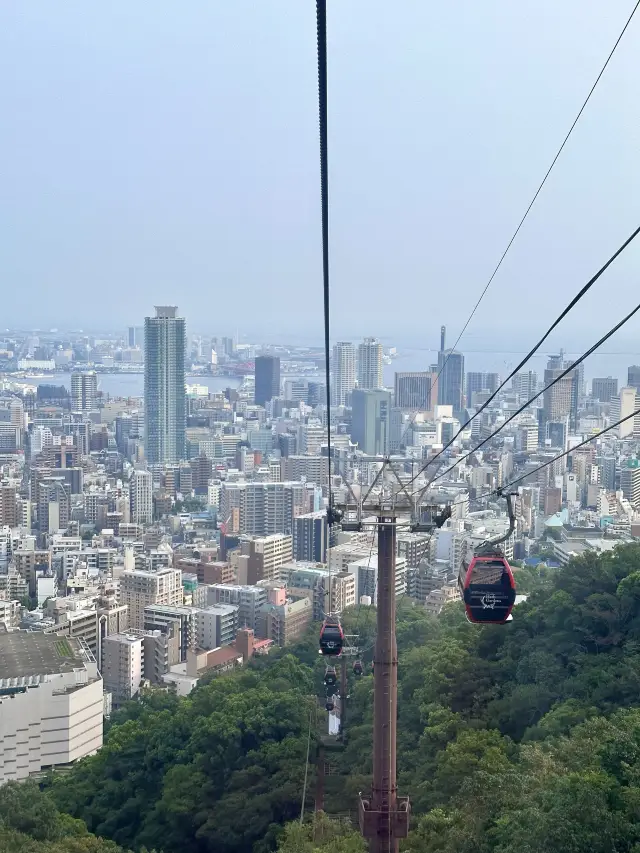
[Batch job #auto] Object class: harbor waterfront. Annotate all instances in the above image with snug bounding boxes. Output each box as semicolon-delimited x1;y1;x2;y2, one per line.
1;372;242;398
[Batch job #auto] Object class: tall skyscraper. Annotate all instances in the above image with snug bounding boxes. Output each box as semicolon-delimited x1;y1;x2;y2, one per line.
127;326;144;348
71;370;98;413
254;356;281;406
436;326;464;414
466;372;500;401
331;342;356;406
513;371;538;401
437;351;465;415
357;337;383;390
351;389;391;455
592;377;618;402
144;306;186;464
130;468;153;525
542;353;578;435
394;372;436;411
628;366;640;392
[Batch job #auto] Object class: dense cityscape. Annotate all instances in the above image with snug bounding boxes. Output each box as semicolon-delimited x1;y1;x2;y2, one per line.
4;1;640;850
0;304;639;782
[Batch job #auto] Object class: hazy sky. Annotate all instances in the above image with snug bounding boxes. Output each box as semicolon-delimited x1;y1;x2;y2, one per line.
1;1;639;358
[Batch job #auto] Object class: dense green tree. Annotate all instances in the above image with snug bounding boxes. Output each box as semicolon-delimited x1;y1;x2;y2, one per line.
10;542;640;853
0;781;130;853
275;814;365;853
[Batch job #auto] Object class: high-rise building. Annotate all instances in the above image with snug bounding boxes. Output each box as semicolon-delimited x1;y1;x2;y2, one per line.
241;534;294;585
436;325;465;414
541;354;578;435
357;338;383;390
294;511;328;562
0;484;17;528
466;372;500;401
71;370;98;413
592;377;618;402
331;342;356;406
394;372;436;411
437;351;465;415
220;482;314;536
127;326;144;348
611;387;640;438
102;633;144;707
144;306;186;464
130;468;153;525
254;356;281;406
196;604;239;650
351;389;391;455
621;459;640;506
221;337;236;356
513;371;538;401
628;366;640;392
119;566;183;630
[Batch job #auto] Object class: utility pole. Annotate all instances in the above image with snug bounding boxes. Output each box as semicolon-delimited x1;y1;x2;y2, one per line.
358;506;410;853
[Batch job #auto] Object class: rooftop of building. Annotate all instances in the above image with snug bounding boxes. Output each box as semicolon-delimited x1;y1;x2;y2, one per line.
0;631;86;680
144;603;198;616
122;565;179;578
104;633;144;647
201;603;238;616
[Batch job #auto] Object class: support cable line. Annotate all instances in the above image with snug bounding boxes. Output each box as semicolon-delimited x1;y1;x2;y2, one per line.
300;707;314;825
402;223;640;494
414;296;640;500
398;0;640;450
316;0;334;530
497;407;640;496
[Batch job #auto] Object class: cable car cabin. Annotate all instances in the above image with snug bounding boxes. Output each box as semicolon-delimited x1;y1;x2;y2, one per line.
459;553;516;625
319;618;344;656
353;660;363;677
324;666;337;688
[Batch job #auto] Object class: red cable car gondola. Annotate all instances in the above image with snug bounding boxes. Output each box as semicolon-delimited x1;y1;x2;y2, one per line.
319;616;344;656
461;553;516;624
458;492;517;625
324;666;337;688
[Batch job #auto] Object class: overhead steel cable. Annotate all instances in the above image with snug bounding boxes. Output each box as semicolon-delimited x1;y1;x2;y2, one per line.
415;296;640;500
397;0;640;451
402;223;640;494
498;407;640;496
317;0;331;486
316;0;337;585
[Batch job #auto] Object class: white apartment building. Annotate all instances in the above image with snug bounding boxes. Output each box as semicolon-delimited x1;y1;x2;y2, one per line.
220;481;314;536
130;469;153;525
347;554;407;603
207;480;222;509
198;583;268;631
102;633;144;707
71;370;98;413
357;337;383;390
331;342;356;407
195;604;238;650
119;566;183;629
0;633;103;785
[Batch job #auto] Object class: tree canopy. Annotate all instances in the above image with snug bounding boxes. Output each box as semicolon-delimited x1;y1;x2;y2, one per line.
7;542;640;853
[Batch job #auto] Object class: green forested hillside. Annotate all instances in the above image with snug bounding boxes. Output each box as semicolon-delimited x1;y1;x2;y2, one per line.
0;780;130;852
12;543;640;852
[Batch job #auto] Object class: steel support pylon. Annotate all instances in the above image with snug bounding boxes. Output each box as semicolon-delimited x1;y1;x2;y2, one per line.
358;511;410;852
